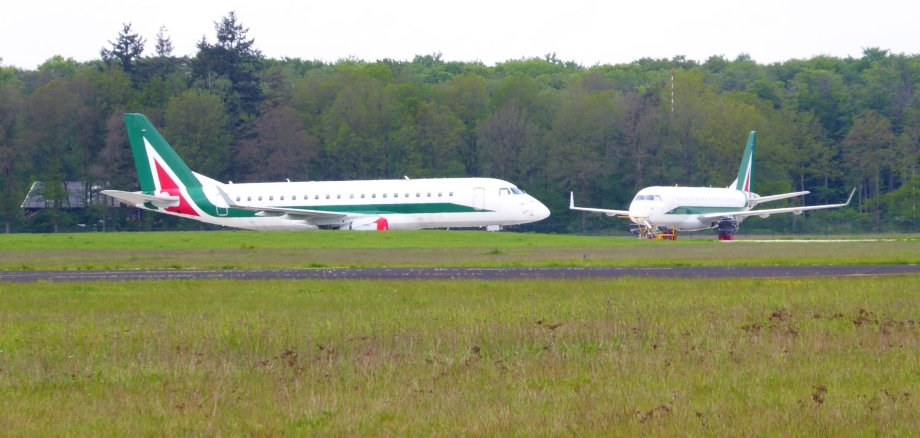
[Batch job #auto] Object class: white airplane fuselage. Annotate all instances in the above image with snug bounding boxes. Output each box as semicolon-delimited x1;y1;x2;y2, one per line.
627;186;749;231
135;177;549;231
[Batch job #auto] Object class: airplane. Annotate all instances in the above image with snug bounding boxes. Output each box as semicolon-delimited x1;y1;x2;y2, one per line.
102;113;550;231
570;131;855;240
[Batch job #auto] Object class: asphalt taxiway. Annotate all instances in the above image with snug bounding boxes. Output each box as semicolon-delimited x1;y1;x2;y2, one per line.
0;265;918;282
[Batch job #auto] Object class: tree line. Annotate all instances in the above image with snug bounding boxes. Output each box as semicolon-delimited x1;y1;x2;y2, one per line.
1;12;918;234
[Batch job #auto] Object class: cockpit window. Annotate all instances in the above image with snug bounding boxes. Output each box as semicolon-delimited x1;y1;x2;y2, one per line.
500;187;525;195
499;188;510;196
634;194;662;202
510;188;523;194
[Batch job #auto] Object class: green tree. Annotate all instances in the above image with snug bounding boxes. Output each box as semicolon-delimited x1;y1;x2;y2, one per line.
441;74;488;175
789;68;851;139
192;11;264;123
0;72;26;232
163;90;233;179
546;89;618;201
100;23;146;77
841;111;897;229
317;71;399;179
154;25;174;57
236;106;319;181
410;102;466;176
25;76;99;231
663;69;719;182
477;102;539;182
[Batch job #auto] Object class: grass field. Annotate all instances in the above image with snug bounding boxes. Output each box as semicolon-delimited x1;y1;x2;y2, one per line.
2;231;919;270
1;277;918;435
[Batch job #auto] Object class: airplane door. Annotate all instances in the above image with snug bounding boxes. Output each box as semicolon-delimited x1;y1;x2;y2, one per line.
473;187;485;210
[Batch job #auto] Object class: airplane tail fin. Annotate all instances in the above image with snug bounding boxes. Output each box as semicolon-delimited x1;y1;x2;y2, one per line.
124;113;202;193
729;131;756;192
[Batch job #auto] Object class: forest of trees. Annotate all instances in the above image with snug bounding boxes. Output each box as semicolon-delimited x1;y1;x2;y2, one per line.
1;12;918;234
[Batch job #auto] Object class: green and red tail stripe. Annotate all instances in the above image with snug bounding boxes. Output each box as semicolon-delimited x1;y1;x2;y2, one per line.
733;131;756;193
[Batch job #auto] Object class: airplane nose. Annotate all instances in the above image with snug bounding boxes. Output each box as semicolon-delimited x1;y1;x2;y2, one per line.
532;200;551;220
629;204;648;218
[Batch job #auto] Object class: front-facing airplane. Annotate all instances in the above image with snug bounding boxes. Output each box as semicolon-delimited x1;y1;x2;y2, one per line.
570;131;854;240
102;113;549;231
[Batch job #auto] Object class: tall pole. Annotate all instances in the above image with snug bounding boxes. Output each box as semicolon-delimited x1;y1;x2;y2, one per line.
670;69;675;118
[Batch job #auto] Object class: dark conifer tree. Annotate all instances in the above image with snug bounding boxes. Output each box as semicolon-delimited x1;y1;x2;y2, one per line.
192;11;264;124
100;23;146;76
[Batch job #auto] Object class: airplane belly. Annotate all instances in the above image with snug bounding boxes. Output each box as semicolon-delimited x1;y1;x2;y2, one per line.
652;213;707;231
675;216;710;231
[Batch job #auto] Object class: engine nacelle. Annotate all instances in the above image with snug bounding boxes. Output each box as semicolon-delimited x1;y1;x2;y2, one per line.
349;217;389;231
716;216;738;239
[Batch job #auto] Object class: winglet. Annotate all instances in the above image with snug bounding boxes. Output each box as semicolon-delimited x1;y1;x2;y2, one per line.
569;191;575;209
845;187;857;206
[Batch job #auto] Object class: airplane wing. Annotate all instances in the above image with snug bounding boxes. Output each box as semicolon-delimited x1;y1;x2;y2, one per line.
569;192;630;217
751;191;809;204
214;186;348;220
101;190;179;208
700;188;856;220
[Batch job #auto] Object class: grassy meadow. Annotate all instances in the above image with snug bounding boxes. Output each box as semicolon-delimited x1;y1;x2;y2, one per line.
1;277;919;435
1;230;919;270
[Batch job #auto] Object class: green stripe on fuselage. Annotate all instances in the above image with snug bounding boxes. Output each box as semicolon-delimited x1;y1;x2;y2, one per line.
275;202;487;215
665;206;746;215
175;194;488;218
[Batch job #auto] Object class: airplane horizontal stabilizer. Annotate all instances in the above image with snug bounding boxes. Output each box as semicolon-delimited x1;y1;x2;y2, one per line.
101;190;179;208
751;191;809;204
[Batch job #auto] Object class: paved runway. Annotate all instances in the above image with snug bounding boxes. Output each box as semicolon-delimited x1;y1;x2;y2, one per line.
1;265;918;282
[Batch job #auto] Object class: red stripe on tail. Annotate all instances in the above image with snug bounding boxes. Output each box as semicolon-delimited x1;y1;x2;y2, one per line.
154;160;200;217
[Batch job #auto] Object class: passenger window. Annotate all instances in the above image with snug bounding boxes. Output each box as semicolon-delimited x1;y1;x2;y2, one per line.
325;195;330;200
337;194;341;199
258;196;263;201
247;196;252;201
427;192;431;197
350;194;354;199
416;193;421;197
438;192;442;197
372;194;376;198
449;192;454;196
361;194;365;199
382;193;387;198
280;196;285;201
236;196;241;202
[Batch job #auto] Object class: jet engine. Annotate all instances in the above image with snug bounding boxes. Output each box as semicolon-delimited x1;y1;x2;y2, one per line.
716;216;738;240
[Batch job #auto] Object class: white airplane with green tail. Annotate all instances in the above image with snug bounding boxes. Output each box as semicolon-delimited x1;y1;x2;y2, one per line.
102;113;549;231
570;131;854;240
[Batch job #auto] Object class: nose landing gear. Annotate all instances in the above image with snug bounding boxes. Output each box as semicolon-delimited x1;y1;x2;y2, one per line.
630;222;677;240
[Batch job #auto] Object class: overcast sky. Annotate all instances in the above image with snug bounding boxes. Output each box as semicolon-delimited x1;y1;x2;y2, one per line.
1;0;917;70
